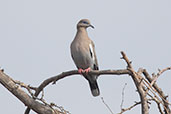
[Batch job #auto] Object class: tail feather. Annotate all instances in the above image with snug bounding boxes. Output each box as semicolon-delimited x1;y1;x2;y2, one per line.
88;80;100;97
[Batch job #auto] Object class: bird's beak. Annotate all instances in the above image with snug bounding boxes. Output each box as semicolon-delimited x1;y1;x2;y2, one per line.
89;24;95;29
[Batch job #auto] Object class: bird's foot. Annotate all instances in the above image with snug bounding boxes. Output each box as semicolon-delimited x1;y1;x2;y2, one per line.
84;67;91;74
78;67;91;74
78;69;84;74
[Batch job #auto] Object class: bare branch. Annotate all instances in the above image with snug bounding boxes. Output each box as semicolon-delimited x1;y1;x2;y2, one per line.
14;80;37;97
143;69;171;114
101;97;114;114
118;101;141;114
121;51;149;114
0;70;56;114
148;95;164;114
50;103;71;114
25;69;131;114
120;83;127;110
151;67;171;87
120;51;133;69
0;51;170;114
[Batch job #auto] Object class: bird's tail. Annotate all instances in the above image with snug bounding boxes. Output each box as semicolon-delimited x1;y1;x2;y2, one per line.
88;80;100;97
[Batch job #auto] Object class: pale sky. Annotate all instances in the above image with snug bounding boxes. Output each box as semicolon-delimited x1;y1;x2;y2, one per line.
0;0;171;114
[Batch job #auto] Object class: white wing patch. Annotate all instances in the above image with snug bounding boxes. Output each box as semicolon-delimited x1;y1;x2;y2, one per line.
89;43;95;61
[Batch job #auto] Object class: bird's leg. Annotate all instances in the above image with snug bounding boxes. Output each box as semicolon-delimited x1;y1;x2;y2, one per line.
83;67;91;74
78;68;84;74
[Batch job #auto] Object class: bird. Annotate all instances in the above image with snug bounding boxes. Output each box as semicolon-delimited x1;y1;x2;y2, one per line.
70;19;100;96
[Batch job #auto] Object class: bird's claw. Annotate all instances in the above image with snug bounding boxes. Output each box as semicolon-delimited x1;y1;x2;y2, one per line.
78;69;84;74
78;67;91;74
84;67;91;74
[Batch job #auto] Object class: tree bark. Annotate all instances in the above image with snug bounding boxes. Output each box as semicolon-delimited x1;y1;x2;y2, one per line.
0;70;55;114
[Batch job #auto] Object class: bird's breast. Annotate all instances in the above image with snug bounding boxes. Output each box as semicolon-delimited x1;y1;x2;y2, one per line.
71;42;92;69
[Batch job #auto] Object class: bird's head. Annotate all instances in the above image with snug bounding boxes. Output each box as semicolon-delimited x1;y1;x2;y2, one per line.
77;19;94;29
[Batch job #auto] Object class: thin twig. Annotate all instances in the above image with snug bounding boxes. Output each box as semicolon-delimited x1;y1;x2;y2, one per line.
118;101;141;114
13;80;36;97
148;96;164;114
14;80;68;114
120;83;127;110
143;69;171;114
50;103;71;114
101;97;114;114
151;67;171;87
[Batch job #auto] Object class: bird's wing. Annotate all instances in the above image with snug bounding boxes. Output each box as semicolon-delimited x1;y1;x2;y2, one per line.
89;41;99;70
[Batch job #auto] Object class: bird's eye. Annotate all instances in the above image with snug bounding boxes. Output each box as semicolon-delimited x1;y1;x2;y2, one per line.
82;21;88;24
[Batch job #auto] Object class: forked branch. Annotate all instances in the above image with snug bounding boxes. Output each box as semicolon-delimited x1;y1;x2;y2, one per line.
0;51;170;114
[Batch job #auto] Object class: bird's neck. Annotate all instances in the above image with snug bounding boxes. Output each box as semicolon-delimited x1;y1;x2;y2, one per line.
76;27;88;39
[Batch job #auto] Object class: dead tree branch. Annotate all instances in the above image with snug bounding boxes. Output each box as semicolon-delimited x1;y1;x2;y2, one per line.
143;69;171;114
0;51;170;114
121;51;149;114
101;97;114;114
25;69;131;114
120;83;127;110
118;101;141;114
0;70;56;114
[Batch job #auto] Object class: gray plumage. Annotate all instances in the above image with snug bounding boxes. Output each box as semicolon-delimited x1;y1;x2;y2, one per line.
70;19;100;96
